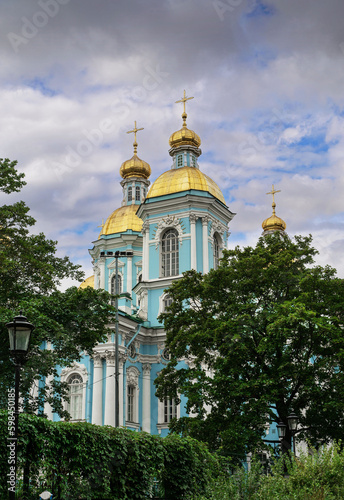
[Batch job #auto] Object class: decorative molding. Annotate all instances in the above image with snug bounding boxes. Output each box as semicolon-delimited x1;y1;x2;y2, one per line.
60;362;88;382
153;216;186;249
105;350;116;365
142;363;151;375
189;213;198;223
141;221;150;233
92;353;103;369
127;366;140;387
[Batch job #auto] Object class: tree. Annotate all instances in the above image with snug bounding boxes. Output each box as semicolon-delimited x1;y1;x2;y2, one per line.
0;159;115;417
155;233;344;461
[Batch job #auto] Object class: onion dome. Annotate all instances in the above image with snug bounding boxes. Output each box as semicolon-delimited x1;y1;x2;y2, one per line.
262;185;286;233
119;121;151;179
99;205;143;238
169;90;201;149
79;275;94;289
146;166;225;204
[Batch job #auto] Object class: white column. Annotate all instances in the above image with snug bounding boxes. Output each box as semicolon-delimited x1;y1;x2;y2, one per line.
190;214;197;270
119;358;124;427
104;352;116;426
44;374;53;420
142;222;149;280
127;256;132;295
99;257;106;290
92;354;103;425
142;364;151;433
202;216;209;274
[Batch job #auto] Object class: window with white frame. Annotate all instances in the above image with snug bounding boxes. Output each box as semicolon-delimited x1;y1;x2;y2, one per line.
177;154;183;167
164;398;177;423
161;229;179;277
135;186;141;201
213;233;221;270
67;374;83;421
111;273;122;304
128;186;132;202
127;385;135;422
163;294;173;311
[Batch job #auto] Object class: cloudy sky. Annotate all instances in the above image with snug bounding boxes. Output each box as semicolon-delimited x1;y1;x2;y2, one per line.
1;0;344;286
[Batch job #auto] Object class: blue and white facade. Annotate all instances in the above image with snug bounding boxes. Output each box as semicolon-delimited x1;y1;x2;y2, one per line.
50;106;235;435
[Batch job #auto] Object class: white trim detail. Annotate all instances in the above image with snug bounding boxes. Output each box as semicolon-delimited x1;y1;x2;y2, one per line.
60;363;88;422
153;216;185;249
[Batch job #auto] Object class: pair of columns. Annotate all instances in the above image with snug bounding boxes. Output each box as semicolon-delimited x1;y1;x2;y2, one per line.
92;353;151;432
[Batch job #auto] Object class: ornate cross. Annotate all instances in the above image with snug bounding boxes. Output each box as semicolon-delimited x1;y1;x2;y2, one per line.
175;90;194;115
127;121;144;153
266;184;281;215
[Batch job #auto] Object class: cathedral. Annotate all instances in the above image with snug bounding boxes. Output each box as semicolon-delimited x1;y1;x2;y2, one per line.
50;92;286;437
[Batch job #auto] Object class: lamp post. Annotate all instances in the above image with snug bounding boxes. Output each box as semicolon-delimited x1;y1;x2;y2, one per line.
276;410;299;456
287;410;299;455
114;250;133;427
6;313;34;500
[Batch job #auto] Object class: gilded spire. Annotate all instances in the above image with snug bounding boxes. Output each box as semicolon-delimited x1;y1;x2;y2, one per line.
127;121;144;154
262;184;286;233
175;90;194;129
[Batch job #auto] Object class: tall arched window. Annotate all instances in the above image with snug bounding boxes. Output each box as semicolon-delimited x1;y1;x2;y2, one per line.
127;385;135;422
161;229;179;277
67;374;83;421
111;273;122;305
214;234;220;270
163;294;173;311
128;186;132;202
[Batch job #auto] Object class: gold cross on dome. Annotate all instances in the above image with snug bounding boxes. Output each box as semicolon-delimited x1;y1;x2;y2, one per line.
266;184;281;204
175;90;194;115
127;121;144;143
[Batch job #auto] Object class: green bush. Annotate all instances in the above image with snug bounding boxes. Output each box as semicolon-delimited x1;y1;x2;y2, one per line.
0;411;221;499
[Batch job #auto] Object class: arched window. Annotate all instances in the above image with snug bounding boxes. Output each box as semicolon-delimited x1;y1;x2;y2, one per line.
67;374;83;421
111;273;122;305
128;186;132;202
163;294;173;311
135;186;141;201
161;229;179;277
213;234;221;270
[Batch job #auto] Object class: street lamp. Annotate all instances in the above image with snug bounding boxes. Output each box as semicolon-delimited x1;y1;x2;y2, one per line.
287;410;299;455
6;313;34;500
114;250;133;427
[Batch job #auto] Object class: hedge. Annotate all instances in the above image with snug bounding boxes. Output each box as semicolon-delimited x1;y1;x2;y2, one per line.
0;411;220;499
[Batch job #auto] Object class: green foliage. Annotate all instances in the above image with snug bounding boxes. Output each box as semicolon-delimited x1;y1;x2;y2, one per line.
155;234;344;458
0;412;220;499
199;444;344;500
0;158;115;417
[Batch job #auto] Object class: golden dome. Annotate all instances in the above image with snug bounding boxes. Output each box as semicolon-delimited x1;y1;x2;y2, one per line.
146;166;226;204
79;275;94;289
120;154;151;179
169;124;201;149
99;204;143;238
262;213;287;232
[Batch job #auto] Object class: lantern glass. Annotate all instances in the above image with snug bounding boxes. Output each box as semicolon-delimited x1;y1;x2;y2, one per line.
6;314;34;355
287;411;299;432
277;422;286;439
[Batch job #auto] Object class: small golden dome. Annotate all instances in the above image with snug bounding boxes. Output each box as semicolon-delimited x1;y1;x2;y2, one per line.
262;212;287;232
262;185;286;233
99;205;143;238
146;166;225;204
120;154;151;179
169;124;201;149
79;275;94;289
